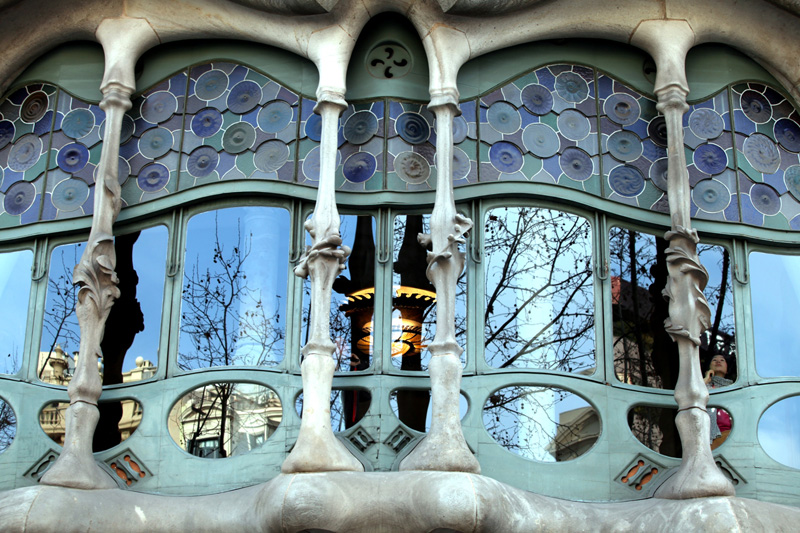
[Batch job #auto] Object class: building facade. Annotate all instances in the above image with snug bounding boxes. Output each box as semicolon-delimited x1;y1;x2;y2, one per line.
2;0;800;530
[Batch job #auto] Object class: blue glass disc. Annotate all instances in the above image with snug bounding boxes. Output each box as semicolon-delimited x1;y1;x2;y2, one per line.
191;108;223;138
102;115;135;144
139;128;174;159
222;122;256;154
186;146;219;177
305;113;322;142
648;116;668;147
692;179;730;212
195;69;229;101
394;151;430;184
453;147;471;180
56;143;90;173
487;101;521;134
774;118;800;153
302;146;321;181
0;120;15;150
61;108;95;139
489;141;523;173
344;111;379;145
521;84;553;115
608;165;645;197
750;183;781;215
20;91;48;123
396;112;430;145
8;134;42;172
141;91;177;124
3;180;35;215
560;147;592;181
137;163;169;192
693;143;727;175
649;157;669;191
557;109;591;141
522;123;559;158
52;178;89;211
604;93;640;126
254;140;289;172
258;100;293;134
741;90;771;124
743;134;780;174
227;81;262;115
453;116;468;144
555;72;589;103
784;165;800;201
343;151;377;183
689;108;724;140
607;130;643;162
117;156;131;185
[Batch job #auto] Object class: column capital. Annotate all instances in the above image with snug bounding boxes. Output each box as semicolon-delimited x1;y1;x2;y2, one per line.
314;87;347;115
429;87;461;116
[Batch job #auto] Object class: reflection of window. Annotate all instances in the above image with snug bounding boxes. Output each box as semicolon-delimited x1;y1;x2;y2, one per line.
180;207;289;369
190;437;221;459
609;228;735;389
484;207;594;372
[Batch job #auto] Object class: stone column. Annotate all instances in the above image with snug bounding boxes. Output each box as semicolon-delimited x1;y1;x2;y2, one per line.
631;20;734;499
40;18;158;490
400;89;480;474
282;89;362;473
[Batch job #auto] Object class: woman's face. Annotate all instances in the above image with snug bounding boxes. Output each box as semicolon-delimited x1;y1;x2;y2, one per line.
710;355;728;377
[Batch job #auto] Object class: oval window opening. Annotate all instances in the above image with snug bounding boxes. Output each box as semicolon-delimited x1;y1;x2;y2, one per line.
0;396;16;454
296;388;369;432
40;399;143;452
169;383;281;459
389;389;467;433
484;386;598;462
759;396;800;469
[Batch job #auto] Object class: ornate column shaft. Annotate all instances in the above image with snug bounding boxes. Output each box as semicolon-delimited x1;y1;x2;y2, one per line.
400;90;480;473
282;90;362;473
40;17;159;490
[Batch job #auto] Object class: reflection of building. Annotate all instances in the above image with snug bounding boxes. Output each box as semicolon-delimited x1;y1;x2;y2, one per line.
547;407;601;462
167;385;282;458
38;350;153;446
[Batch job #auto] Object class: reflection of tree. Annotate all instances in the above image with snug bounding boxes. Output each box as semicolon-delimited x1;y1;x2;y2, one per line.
484;208;594;371
180;215;285;454
484;386;593;461
39;246;81;379
0;398;15;453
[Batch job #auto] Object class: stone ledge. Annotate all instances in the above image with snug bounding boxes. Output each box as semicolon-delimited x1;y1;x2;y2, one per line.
1;472;799;532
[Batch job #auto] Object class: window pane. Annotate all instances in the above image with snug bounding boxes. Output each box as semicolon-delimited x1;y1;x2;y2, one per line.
168;382;282;458
610;228;734;388
0;396;15;454
751;252;800;377
485;207;594;371
180;207;289;369
40;227;167;384
392;214;466;371
303;215;376;372
0;249;32;375
40;399;143;452
484;386;598;461
759;396;800;469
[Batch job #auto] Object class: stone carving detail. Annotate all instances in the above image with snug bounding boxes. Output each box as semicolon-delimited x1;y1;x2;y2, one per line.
400;95;480;474
107;450;149;488
24;451;59;482
617;455;665;493
653;87;734;500
282;93;363;473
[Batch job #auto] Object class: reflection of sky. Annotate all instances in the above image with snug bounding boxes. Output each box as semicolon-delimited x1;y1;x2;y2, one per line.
751;253;800;376
759;396;800;470
0;250;32;374
125;226;168;372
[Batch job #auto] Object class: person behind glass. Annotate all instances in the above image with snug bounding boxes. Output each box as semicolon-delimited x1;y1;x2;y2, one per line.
704;354;733;450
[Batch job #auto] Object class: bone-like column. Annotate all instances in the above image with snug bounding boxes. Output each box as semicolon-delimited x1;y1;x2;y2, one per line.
40;17;158;490
282;90;362;473
400;90;480;474
630;20;734;499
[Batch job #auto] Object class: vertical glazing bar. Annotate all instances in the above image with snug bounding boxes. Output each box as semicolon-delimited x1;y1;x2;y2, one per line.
282;91;362;473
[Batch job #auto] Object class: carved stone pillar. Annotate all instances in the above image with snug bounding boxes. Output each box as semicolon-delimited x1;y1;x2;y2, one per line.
400;91;480;474
39;17;158;490
653;86;735;499
282;90;363;473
